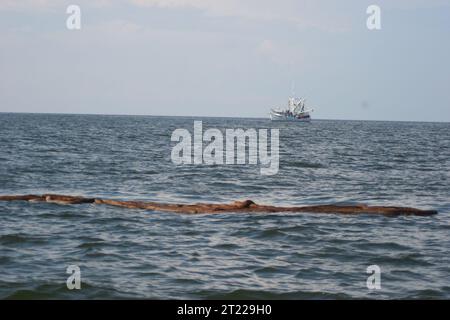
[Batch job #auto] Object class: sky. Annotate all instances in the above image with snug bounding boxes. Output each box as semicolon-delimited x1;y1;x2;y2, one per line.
0;0;449;121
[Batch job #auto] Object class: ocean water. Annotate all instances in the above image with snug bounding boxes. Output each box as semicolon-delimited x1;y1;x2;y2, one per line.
0;113;449;299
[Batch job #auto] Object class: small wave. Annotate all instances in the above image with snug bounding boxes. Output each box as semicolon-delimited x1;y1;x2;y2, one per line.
254;266;294;277
2;282;126;299
283;161;326;169
213;243;240;250
200;288;352;300
77;241;105;249
406;288;448;299
0;234;47;245
253;228;287;239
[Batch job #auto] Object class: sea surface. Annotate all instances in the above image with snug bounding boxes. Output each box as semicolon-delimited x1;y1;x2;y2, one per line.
0;113;449;299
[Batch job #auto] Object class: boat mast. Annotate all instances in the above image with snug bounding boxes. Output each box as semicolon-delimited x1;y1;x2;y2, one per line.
289;81;296;112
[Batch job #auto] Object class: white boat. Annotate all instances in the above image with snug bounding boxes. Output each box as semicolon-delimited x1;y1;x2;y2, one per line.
269;97;313;122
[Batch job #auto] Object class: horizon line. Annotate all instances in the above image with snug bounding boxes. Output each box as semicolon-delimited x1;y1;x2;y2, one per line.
0;111;449;124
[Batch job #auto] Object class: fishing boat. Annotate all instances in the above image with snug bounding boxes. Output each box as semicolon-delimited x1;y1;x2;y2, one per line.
269;96;313;122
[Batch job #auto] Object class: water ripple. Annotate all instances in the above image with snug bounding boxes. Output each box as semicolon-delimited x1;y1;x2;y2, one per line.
0;114;449;299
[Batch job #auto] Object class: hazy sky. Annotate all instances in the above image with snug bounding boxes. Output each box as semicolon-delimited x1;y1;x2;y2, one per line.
0;0;449;121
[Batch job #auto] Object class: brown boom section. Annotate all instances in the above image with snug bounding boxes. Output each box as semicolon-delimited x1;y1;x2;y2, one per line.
0;194;438;216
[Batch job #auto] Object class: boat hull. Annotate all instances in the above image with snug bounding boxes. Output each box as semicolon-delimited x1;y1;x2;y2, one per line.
269;113;311;122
